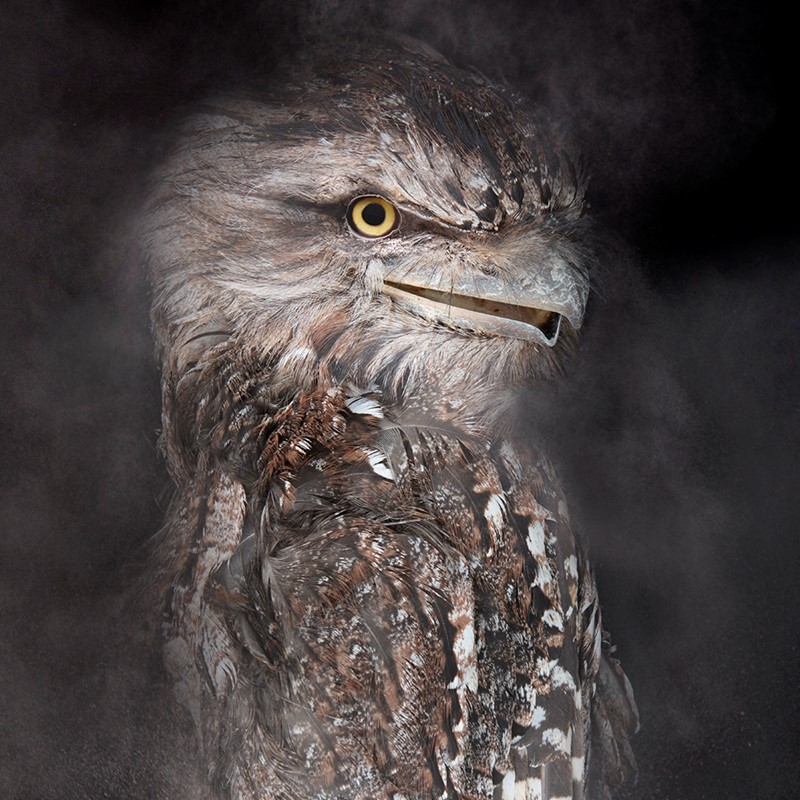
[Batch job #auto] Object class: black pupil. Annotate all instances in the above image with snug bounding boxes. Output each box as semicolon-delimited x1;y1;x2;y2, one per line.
362;202;386;227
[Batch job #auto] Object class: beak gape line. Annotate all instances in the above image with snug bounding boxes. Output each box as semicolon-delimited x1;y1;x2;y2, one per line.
382;279;564;345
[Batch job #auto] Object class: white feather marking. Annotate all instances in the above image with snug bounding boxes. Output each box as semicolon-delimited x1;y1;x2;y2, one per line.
280;346;315;362
501;770;516;800
525;684;537;714
345;395;385;418
522;776;542;800
572;755;585;781
531;706;546;728
535;657;556;680
484;493;507;531
542;608;564;631
564;554;578;580
365;448;394;480
526;521;546;557
468;174;491;191
532;561;554;588
448;618;478;692
551;665;576;691
542;728;569;753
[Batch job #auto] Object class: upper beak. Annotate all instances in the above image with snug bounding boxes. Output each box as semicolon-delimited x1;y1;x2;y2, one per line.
379;247;588;346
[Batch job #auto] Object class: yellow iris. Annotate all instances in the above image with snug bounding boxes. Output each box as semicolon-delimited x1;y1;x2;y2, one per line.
347;196;398;238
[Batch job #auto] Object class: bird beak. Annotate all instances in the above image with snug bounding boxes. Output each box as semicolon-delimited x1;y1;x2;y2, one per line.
380;251;588;346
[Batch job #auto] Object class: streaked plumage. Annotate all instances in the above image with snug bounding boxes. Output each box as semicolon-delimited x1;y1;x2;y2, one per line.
143;36;637;800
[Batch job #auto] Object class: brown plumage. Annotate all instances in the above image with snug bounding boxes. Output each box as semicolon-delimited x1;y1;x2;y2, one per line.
142;36;637;800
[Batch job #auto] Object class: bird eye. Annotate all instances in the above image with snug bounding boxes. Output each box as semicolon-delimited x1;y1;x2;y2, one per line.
347;196;398;238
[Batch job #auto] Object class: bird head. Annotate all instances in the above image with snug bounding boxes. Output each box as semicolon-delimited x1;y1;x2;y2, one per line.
144;37;591;431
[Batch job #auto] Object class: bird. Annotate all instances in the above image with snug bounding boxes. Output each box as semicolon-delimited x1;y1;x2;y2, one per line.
141;34;638;800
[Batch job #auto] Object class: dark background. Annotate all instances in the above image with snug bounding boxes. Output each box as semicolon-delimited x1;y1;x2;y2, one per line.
1;1;797;798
